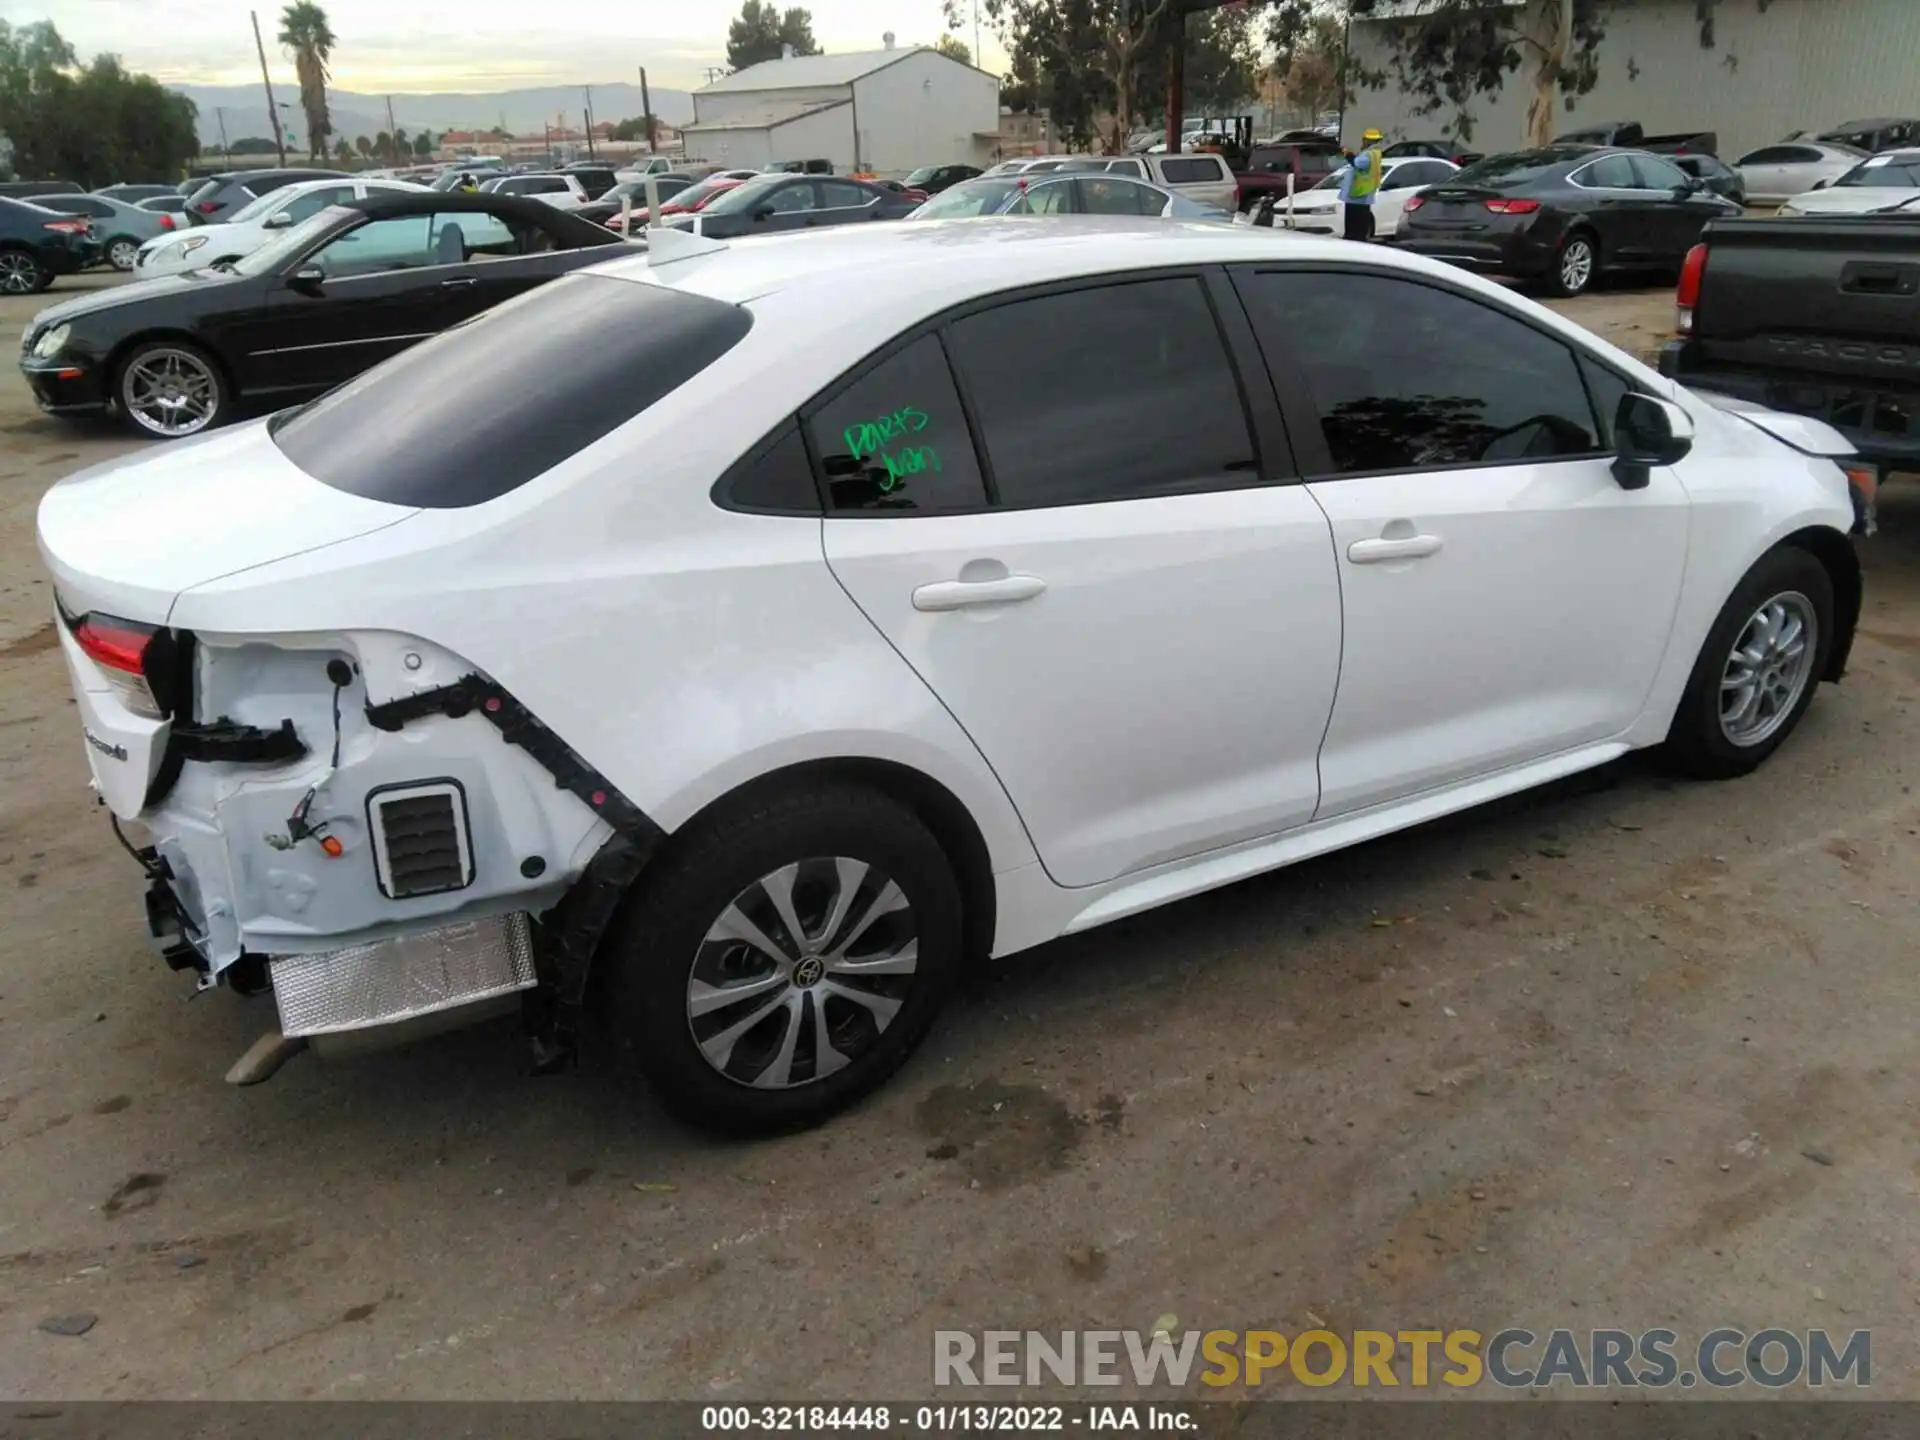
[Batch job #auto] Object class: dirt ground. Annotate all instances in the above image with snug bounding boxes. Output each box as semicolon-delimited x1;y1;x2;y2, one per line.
2;272;1916;1403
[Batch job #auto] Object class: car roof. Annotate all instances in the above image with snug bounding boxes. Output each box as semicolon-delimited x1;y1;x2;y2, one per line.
616;217;1465;312
210;168;347;183
341;190;603;226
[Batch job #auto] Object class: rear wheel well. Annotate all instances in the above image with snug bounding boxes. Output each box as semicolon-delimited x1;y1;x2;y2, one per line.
1778;527;1861;681
661;759;998;961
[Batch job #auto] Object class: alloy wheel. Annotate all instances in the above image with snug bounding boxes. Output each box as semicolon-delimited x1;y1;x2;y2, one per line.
1719;591;1817;747
121;348;220;438
0;251;39;294
1559;238;1594;293
109;240;138;271
686;856;919;1090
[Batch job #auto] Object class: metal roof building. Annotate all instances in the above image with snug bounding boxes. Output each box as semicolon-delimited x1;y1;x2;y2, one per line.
1345;0;1920;163
683;42;1000;176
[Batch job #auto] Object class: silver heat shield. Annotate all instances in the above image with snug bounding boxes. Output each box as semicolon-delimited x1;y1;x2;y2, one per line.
270;912;537;1038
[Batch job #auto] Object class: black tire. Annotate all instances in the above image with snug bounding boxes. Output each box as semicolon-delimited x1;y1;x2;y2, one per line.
0;245;47;295
1665;546;1834;779
113;339;231;440
600;783;965;1135
1548;229;1598;297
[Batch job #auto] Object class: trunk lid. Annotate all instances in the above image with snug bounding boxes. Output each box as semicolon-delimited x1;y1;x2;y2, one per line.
1409;184;1499;230
38;418;418;626
38;419;418;818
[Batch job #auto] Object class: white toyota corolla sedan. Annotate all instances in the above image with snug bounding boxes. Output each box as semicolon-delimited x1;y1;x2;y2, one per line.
38;219;1873;1133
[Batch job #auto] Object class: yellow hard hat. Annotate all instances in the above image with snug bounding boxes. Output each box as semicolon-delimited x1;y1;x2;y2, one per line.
1362;127;1384;142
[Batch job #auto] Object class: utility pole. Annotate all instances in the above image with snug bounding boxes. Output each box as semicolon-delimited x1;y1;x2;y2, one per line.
973;0;980;71
251;11;287;167
216;106;232;165
583;86;597;159
385;94;399;162
639;66;656;154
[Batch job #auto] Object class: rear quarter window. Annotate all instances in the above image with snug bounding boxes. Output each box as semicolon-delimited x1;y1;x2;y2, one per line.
272;274;752;508
1159;157;1227;184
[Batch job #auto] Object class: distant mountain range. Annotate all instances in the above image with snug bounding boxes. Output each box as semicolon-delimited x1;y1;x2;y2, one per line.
171;82;695;151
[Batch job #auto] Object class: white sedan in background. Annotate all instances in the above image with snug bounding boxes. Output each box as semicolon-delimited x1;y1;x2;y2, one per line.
1775;148;1920;216
1273;155;1459;236
135;177;427;276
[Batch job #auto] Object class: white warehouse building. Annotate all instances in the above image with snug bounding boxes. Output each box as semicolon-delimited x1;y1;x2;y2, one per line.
682;42;1001;177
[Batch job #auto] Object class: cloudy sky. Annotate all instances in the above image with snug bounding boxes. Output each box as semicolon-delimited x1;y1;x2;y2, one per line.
11;0;1008;93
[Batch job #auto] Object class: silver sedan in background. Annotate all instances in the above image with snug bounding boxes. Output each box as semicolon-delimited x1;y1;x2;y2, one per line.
909;172;1230;222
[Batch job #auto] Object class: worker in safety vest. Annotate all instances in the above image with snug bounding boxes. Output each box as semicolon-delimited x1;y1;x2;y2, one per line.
1339;127;1386;242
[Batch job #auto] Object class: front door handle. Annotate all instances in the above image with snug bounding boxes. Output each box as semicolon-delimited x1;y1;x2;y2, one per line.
1348;534;1442;564
911;574;1047;612
440;276;477;289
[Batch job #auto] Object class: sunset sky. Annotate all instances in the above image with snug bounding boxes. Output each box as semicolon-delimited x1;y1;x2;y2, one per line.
11;0;1008;93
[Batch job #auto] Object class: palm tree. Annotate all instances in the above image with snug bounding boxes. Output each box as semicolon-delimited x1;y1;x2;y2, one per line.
333;136;353;163
354;134;372;159
277;2;336;162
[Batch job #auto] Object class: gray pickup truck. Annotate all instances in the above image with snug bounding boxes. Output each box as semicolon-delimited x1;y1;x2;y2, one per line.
1659;214;1920;478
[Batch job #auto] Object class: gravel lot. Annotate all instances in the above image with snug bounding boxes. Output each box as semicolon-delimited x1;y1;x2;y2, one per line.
2;271;1915;1402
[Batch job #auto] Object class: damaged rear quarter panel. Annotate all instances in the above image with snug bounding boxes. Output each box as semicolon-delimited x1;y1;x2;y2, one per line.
159;630;611;970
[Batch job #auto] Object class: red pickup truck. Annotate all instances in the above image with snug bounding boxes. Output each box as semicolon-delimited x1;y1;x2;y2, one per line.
1233;140;1346;211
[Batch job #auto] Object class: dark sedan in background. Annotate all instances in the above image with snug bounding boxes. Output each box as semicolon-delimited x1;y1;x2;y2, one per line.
664;174;920;238
0;197;98;293
1399;145;1741;296
21;191;627;439
902;163;981;194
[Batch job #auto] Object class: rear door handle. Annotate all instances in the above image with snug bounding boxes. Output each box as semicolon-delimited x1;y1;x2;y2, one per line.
440;276;477;289
911;575;1047;612
1347;534;1442;564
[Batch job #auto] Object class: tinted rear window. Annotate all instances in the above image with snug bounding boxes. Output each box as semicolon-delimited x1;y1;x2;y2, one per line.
272;274;752;508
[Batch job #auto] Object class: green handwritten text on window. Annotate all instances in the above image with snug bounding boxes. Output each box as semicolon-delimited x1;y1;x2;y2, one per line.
844;404;940;491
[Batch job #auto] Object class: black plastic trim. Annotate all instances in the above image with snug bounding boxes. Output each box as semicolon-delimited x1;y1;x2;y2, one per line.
362;674;665;1024
172;716;307;765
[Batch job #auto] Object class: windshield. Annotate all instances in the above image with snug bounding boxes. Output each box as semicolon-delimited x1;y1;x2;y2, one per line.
227;187;297;225
903;166;940;186
1311;168;1347;191
231;206;354;276
1833;156;1920;188
698;175;789;215
912;179;1023;218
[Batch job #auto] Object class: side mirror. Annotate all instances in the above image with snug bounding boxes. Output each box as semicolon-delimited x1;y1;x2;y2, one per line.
287;264;326;296
1813;179;1830;190
262;210;294;229
1613;393;1694;490
752;204;776;220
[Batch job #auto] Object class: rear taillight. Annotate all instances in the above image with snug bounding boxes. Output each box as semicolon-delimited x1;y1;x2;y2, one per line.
1404;194;1426;212
72;614;163;718
42;219;88;234
158;213;176;231
195;200;217;214
1483;198;1540;215
1676;242;1708;335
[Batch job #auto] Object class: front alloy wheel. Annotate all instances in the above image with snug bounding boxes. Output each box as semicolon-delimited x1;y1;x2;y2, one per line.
117;342;226;439
1666;546;1834;779
108;239;139;271
1719;592;1818;748
688;858;918;1090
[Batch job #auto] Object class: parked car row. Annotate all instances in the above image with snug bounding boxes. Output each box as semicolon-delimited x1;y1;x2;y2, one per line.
21;192;625;437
